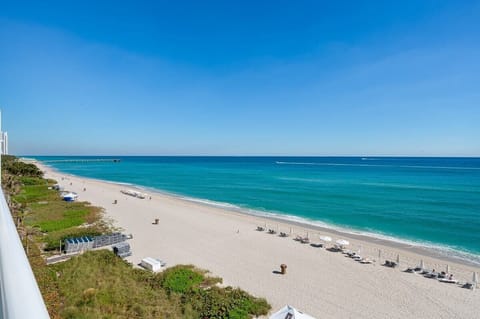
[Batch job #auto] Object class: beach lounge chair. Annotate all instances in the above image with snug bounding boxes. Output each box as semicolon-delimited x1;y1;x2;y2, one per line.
346;251;356;258
360;258;374;264
424;272;439;279
438;278;458;284
437;271;447;279
405;267;416;273
256;226;265;231
383;260;397;268
294;235;303;241
279;232;288;237
462;283;474;290
268;229;277;234
300;237;310;244
328;245;343;252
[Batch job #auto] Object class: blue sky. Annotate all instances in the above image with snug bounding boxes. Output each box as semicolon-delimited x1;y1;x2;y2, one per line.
1;0;479;156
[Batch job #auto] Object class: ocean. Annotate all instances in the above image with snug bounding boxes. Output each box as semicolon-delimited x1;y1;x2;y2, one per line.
33;156;480;265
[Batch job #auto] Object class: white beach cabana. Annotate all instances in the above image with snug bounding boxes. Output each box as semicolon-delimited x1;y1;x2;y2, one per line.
269;305;316;319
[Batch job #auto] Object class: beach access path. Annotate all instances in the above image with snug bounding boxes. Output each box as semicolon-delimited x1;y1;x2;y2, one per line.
40;163;479;319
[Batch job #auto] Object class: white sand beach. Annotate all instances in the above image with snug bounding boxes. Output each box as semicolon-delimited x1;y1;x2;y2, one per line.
39;163;480;319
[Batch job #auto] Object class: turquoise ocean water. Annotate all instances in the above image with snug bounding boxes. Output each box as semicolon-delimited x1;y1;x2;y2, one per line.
33;156;480;265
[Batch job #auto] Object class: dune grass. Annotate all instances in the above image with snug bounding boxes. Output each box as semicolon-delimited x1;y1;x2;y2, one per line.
50;250;270;319
7;166;107;252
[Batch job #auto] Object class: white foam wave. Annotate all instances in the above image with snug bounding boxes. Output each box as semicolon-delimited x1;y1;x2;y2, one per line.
108;181;134;187
276;161;394;168
277;177;329;183
275;161;480;170
360;182;461;192
180;196;240;210
399;165;480;170
241;210;480;265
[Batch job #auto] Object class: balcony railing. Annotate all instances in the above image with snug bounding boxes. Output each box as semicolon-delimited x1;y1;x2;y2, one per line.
0;189;50;318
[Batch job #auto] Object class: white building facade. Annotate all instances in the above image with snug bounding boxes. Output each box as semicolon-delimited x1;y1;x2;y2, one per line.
1;131;8;155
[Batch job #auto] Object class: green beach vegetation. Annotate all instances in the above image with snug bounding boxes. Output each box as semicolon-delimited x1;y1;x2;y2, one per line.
2;155;270;319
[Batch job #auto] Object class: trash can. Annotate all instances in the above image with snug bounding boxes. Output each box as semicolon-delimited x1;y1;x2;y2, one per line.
280;264;287;275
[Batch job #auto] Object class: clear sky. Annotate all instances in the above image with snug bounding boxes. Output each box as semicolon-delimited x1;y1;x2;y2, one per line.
1;0;479;156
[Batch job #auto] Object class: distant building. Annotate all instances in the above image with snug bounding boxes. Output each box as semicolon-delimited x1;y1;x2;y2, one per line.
0;131;8;155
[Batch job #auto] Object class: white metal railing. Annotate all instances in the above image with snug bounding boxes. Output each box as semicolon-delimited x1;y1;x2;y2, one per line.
0;189;50;318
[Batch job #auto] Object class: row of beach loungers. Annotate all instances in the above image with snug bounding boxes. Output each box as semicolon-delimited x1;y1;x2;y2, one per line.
403;266;477;289
344;250;374;264
256;226;374;263
383;259;477;290
257;226;289;238
255;225;478;290
382;258;477;289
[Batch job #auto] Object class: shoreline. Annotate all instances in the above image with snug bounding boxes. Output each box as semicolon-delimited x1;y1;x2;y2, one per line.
162;191;480;268
34;160;480;318
37;161;480;268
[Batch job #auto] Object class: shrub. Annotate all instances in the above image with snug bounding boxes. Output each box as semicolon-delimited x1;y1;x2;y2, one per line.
161;265;205;294
189;286;270;319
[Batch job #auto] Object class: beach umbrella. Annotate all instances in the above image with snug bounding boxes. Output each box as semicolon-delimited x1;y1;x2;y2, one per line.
319;235;332;242
446;265;450;274
358;245;362;254
420;260;425;270
378;249;382;259
473;272;478;291
336;239;350;246
396;254;400;265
